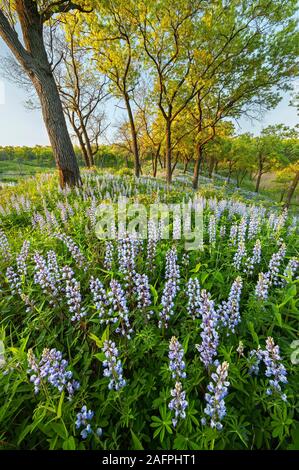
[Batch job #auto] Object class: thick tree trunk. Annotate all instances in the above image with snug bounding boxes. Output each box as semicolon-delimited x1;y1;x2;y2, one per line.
0;2;81;188
165;119;172;185
283;170;299;209
255;170;262;193
192;143;203;190
124;94;140;177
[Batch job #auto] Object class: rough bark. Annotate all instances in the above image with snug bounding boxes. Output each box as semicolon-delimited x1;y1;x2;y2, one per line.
0;2;81;188
255;170;262;193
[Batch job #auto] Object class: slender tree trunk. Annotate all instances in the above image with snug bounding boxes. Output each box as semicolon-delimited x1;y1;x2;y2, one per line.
124;93;140;177
208;157;215;178
82;125;94;166
283;170;299;209
0;3;81;188
183;159;190;173
76;131;90;168
255;170;262;193
227;161;233;183
192;143;203;190
153;143;161;177
165;119;172;185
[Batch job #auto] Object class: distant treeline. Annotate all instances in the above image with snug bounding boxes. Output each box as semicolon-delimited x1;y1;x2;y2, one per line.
0;145;130;169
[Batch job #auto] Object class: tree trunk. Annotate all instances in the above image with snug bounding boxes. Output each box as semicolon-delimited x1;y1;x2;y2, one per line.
192;143;203;190
76;130;90;168
255;170;262;193
165;119;172;185
124;93;140;177
0;2;81;188
81;125;94;166
183;159;190;173
208;157;215;178
153;143;161;177
283;170;299;209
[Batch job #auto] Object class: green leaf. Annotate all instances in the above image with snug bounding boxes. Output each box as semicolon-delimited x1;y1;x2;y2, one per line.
130;430;144;450
62;436;76;450
57;391;65;419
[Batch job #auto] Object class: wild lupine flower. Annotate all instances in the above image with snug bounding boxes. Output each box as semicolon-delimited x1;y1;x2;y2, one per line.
202;361;230;430
159;279;177;329
165;247;180;285
237;341;244;357
268;243;286;286
108;280;133;338
55;233;87;269
233;241;247;270
173;212;181;239
181;252;190;268
229;224;238;246
218;276;243;333
248;210;260;239
169;336;186;380
31;212;47;232
208;214;216;244
0;228;11;262
196;290;219;368
281;257;299;285
90;276;109;321
104;241;114;270
75;406;94;439
44;208;59;229
16;240;30;277
6;266;22;295
102;340;126;391
186;278;201;319
65;275;86;322
244;239;261;275
263;337;288;400
238;216;247;243
27;348;80;397
134;273;153;318
219;224;226;238
169;381;188;427
255;272;271;301
147;219;158;268
33;251;61;303
75;406;102;439
249;338;287;401
117;235;136;276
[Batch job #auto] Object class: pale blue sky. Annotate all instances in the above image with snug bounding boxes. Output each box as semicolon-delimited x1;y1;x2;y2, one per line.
0;40;298;147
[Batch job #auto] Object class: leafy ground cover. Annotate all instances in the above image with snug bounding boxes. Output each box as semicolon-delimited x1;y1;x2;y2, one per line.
0;171;298;450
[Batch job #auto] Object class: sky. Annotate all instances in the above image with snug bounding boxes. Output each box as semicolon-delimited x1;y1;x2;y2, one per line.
0;41;298;147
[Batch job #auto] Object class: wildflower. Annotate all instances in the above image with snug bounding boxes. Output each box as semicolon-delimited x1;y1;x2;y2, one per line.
255;272;270;301
244;239;261;275
75;406;103;439
33;251;62;303
6;266;22;295
202;361;230;430
65;273;86;322
268;243;286;286
196;290;219;368
165;247;180;286
281;257;299;286
90;276;109;320
169;381;188;427
218;277;243;333
0;228;11;262
102;340;126;391
55;233;87;269
238;216;247;243
236;341;244;357
104;241;114;270
249;337;287;401
219;224;226;238
16;240;30;276
169;337;186;380
134;273;153;318
233;241;247;270
27;348;80;397
229;223;238;246
159;279;176;329
208;214;216;244
108;280;133;338
186;278;201;319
